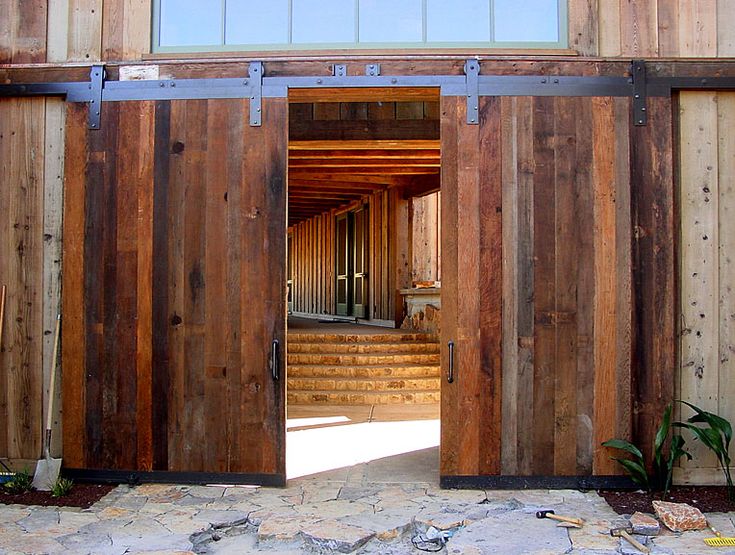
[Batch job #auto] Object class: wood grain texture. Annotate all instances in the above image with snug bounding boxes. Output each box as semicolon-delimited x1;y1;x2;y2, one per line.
0;0;47;63
67;0;103;61
631;96;676;468
61;98;286;478
102;0;151;61
43;99;66;457
0;98;45;460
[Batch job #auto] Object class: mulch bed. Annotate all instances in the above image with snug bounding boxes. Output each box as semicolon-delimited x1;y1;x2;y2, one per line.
0;483;116;509
600;486;735;514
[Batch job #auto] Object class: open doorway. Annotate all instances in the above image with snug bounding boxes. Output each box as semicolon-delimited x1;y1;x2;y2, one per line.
285;94;442;482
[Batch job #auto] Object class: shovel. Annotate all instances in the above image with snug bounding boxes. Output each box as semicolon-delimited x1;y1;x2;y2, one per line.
32;314;62;491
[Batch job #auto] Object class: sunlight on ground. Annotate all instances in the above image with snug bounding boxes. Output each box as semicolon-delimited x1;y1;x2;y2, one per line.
286;418;440;479
287;415;351;428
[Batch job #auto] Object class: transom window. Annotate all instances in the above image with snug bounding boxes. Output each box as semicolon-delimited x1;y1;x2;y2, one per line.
153;0;567;52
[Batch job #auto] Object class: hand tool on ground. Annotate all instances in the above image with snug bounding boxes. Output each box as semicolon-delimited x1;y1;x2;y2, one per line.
535;510;584;527
704;522;735;547
610;527;651;554
32;314;62;491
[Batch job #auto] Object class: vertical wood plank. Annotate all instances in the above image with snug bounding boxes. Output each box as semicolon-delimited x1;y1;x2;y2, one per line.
657;0;680;57
620;0;659;57
717;92;735;449
515;97;535;475
718;0;735;56
631;96;676;467
152;100;171;470
598;0;622;56
573;98;595;475
4;98;45;460
552;96;578;475
500;97;519;474
531;96;556;475
592;97;619;474
135;101;155;471
678;0;717;57
68;0;103;61
61;102;89;468
43;99;66;457
477;96;503;475
679;92;719;468
47;0;70;62
440;96;459;476
568;0;598;55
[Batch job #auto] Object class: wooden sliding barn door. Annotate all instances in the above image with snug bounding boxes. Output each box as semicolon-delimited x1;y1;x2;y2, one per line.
62;98;287;483
441;95;642;482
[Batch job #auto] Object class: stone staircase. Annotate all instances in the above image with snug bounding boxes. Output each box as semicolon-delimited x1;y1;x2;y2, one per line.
287;332;441;405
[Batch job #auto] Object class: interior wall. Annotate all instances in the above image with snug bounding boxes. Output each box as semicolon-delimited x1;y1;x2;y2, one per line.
289;188;410;323
676;91;735;485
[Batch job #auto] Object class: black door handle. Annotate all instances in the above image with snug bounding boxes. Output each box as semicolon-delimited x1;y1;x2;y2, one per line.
271;339;280;381
447;340;454;384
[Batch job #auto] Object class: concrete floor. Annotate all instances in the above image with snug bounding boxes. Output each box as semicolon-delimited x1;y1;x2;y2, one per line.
286;405;441;483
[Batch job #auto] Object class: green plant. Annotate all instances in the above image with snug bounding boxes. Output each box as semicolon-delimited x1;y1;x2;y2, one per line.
602;403;691;498
51;477;74;498
3;468;33;494
674;400;733;501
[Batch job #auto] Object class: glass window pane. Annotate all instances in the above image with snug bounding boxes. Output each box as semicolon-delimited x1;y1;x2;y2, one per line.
293;0;356;43
426;0;490;42
225;0;289;45
160;0;222;46
494;0;559;42
359;0;422;43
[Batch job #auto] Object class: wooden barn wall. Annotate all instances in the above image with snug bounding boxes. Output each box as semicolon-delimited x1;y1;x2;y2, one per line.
289;188;409;323
442;94;675;477
676;91;735;485
0;97;65;463
3;0;735;64
410;192;441;284
62;98;286;474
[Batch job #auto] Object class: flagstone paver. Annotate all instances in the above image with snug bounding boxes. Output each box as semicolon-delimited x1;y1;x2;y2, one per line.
0;482;733;554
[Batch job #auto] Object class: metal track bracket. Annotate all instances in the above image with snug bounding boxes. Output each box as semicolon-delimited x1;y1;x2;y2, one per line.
249;62;263;126
332;64;347;77
366;63;381;76
632;60;647;126
464;59;480;125
88;65;105;130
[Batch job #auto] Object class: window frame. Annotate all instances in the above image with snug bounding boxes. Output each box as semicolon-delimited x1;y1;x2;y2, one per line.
151;0;569;53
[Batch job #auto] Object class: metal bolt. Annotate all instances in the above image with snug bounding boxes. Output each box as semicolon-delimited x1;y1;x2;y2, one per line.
553;78;559;84
470;118;476;123
541;78;547;84
391;78;397;84
641;107;646;111
702;79;708;85
317;79;323;84
257;108;261;112
159;82;165;87
171;82;176;87
638;119;644;124
634;94;640;98
90;99;95;103
243;80;249;85
95;111;100;115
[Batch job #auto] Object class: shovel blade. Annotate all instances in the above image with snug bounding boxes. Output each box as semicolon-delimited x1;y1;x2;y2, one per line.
32;458;62;491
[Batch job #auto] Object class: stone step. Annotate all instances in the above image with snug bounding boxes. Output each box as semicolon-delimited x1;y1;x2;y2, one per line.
287;353;441;366
288;364;440;379
288;333;438;344
287;390;441;405
287;376;441;392
287;342;440;354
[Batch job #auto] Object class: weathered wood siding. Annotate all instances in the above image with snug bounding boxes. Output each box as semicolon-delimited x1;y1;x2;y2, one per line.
676;91;735;485
289;188;409;323
441;94;674;477
0;97;65;462
62;98;286;476
3;0;735;63
411;192;441;284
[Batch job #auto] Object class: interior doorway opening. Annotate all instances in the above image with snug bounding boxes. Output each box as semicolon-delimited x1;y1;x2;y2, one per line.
285;93;442;482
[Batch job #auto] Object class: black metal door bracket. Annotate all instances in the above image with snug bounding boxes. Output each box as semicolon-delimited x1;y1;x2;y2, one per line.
249;62;263;126
632;60;647;126
464;59;480;125
88;65;105;130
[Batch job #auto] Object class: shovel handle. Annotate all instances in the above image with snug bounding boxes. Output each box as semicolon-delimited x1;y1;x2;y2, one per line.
0;285;6;351
618;530;650;554
46;315;61;432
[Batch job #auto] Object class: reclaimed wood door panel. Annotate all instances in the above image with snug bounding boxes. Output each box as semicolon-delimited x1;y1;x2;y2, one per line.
440;95;664;479
62;98;287;481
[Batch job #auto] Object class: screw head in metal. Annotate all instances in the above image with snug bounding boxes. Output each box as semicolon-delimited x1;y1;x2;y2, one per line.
391;78;397;84
317;79;323;84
